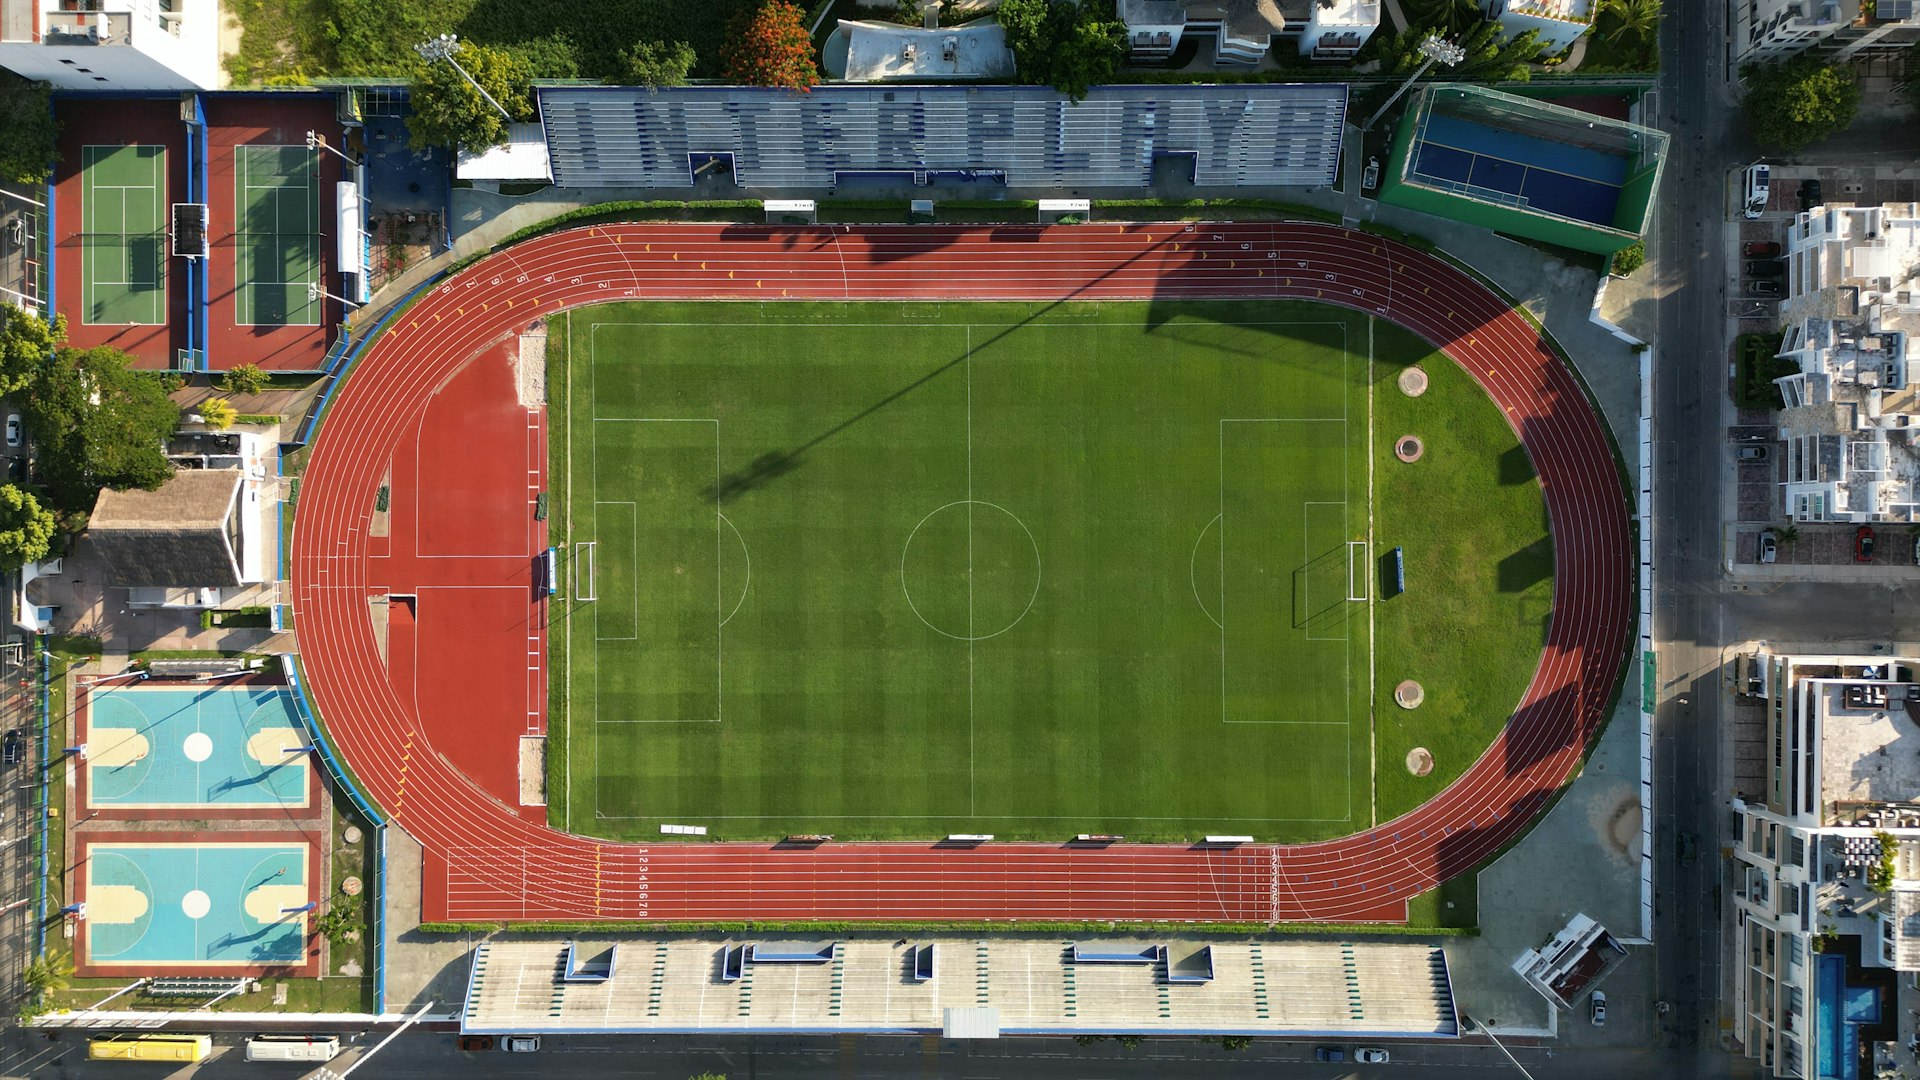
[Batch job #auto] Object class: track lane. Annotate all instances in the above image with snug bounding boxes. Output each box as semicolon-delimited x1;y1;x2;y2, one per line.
290;222;1632;924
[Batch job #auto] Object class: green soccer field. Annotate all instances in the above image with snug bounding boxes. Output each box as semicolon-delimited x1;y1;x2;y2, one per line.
547;299;1552;843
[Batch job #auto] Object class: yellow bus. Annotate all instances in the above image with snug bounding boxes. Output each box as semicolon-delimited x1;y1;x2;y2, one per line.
87;1033;213;1062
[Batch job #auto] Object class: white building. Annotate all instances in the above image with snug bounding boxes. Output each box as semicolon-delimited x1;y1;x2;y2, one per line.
1490;0;1595;52
1730;649;1919;1079
1118;0;1377;63
1733;0;1920;62
0;0;221;90
1773;203;1920;523
836;19;1015;81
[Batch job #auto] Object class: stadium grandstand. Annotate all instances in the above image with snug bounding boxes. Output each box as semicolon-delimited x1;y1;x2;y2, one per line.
461;937;1460;1038
535;84;1348;189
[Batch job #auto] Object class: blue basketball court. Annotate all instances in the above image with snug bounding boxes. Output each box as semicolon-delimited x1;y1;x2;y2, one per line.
1409;112;1626;227
83;684;311;810
82;841;311;968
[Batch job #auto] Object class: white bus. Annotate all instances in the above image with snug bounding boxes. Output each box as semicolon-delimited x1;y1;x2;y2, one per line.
244;1035;340;1062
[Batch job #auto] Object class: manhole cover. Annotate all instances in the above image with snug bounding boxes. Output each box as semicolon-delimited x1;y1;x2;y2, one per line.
1394;680;1425;708
1397;367;1429;397
1395;436;1424;463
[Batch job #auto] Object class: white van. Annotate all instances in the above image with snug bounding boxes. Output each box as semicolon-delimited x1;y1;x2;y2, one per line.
244;1035;340;1062
1743;164;1771;219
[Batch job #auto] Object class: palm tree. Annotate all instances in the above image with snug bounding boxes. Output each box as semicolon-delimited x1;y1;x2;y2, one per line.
1776;524;1800;547
1600;0;1661;44
1403;0;1484;36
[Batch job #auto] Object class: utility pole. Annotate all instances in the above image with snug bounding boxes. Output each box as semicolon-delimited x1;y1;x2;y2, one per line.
1361;36;1467;131
1462;1015;1541;1079
413;34;513;123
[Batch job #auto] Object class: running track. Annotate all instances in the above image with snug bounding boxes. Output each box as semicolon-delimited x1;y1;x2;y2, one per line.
290;222;1632;924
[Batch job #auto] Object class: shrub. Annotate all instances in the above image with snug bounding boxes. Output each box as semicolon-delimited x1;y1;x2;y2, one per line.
198;397;237;429
1610;241;1645;277
218;362;270;396
618;40;697;87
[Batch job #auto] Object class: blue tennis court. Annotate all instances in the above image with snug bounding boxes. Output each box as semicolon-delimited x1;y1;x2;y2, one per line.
83;684;311;810
83;841;310;967
1410;113;1626;227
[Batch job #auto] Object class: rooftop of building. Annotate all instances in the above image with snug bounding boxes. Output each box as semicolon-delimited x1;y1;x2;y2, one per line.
1118;0;1288;39
1500;0;1597;24
463;937;1460;1037
839;19;1016;81
1816;677;1920;812
87;469;242;589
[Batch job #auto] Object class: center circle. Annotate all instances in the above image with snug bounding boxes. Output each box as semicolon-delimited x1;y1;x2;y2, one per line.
181;889;210;919
182;732;213;763
901;500;1042;641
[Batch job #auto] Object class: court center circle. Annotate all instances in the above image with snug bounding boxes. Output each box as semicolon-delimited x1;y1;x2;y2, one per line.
901;500;1042;641
181;889;211;919
182;732;213;762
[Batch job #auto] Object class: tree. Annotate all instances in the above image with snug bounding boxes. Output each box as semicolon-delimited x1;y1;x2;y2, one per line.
0;74;59;185
1776;523;1800;547
217;362;269;396
21;954;70;998
997;0;1126;101
618;40;698;88
0;308;62;398
198;397;237;430
406;43;534;154
1742;56;1861;152
721;0;819;91
0;485;54;569
1600;0;1662;43
1403;0;1488;36
23;345;180;511
1379;22;1546;82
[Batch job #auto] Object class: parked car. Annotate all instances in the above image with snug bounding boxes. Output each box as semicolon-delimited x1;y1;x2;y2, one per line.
1678;831;1699;864
503;1036;540;1053
1759;529;1777;564
4;414;18;447
1362;155;1381;192
1800;178;1823;212
1744;260;1784;278
1743;240;1782;258
1751;280;1782;297
1;730;21;767
1737;445;1768;462
1591;990;1608;1027
1355;1048;1391;1063
1913;533;1920;566
1314;1046;1347;1062
457;1035;494;1052
5;458;22;483
1856;525;1876;563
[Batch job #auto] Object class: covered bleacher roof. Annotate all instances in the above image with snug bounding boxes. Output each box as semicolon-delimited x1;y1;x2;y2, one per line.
461;936;1460;1037
535;84;1348;189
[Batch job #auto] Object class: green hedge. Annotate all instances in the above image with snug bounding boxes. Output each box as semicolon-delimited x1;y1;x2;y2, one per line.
1735;333;1795;409
232;413;282;426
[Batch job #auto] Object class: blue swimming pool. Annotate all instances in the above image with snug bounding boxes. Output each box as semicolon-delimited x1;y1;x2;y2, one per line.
1817;953;1879;1080
84;842;310;967
85;685;310;809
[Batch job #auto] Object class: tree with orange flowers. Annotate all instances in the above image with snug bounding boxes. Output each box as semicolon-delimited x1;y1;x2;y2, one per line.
721;0;819;91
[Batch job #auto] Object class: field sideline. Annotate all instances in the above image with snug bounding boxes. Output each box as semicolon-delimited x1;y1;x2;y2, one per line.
545;299;1551;844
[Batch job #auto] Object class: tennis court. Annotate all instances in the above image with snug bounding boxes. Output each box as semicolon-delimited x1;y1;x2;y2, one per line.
81;683;312;811
81;840;311;968
79;144;166;325
1409;112;1626;227
233;144;322;326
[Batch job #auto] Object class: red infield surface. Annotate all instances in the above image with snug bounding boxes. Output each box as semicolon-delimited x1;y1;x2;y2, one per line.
291;223;1632;924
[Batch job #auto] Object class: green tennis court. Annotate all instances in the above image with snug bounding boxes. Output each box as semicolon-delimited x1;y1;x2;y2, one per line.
80;144;166;326
234;144;321;326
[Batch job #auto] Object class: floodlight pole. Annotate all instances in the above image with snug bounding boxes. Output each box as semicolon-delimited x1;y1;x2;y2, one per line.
305;130;356;167
1360;36;1467;131
1462;1015;1541;1079
307;281;357;309
413;34;513;123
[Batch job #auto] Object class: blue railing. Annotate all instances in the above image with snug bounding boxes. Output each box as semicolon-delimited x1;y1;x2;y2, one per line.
290;269;448;448
278;653;387;1013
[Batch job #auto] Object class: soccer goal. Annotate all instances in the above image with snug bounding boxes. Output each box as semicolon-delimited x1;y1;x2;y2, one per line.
1346;540;1369;602
573;541;597;601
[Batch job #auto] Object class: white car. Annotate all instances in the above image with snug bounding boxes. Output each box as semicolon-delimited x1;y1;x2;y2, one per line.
1355;1047;1390;1063
4;414;18;447
502;1036;540;1053
1590;990;1608;1027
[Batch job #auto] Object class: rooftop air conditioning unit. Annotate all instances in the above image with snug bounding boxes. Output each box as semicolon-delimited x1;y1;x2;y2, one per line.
941;36;957;62
902;42;915;61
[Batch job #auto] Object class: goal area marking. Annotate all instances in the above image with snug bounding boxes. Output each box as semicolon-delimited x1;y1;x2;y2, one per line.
574;541;596;601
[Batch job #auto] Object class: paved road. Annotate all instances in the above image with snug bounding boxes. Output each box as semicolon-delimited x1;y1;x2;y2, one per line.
0;1028;1735;1080
1650;0;1746;1056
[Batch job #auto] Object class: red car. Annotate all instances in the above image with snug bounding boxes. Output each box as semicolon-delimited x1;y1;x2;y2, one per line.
1744;241;1782;258
1856;525;1876;563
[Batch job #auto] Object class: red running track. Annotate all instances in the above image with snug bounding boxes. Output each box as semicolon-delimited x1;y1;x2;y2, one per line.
290;222;1632;924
